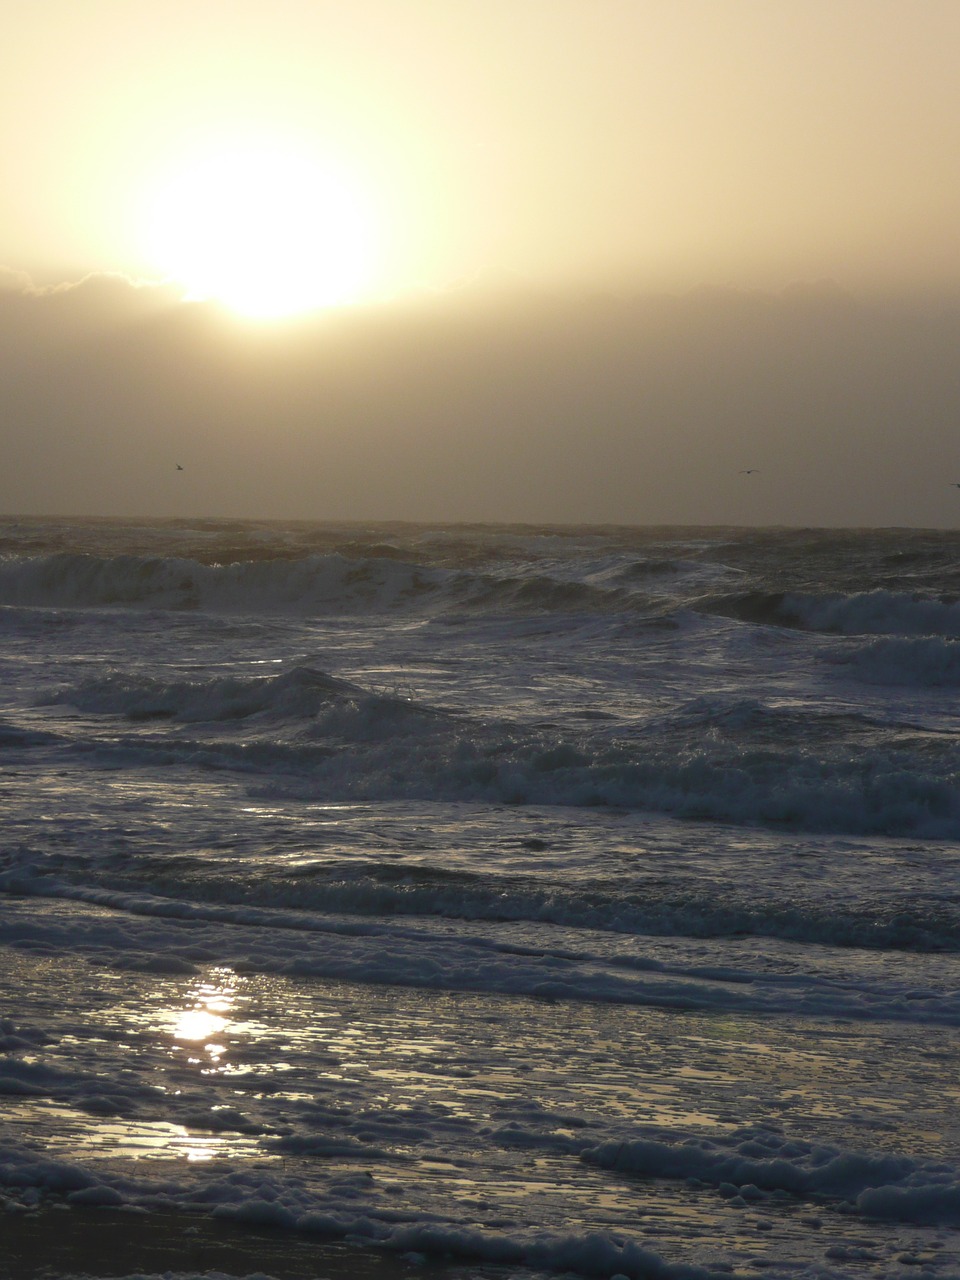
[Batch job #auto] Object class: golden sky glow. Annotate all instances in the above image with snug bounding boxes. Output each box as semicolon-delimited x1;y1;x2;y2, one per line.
6;0;960;307
5;2;960;526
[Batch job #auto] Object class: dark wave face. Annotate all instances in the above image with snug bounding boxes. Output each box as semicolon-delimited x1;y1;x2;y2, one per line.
4;523;960;625
4;521;960;840
709;588;960;636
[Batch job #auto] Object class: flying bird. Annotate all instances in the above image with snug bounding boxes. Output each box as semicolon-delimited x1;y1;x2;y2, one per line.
176;464;184;471
739;469;760;474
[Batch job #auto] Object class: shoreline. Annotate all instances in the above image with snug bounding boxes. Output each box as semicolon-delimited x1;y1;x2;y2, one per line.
2;1205;468;1280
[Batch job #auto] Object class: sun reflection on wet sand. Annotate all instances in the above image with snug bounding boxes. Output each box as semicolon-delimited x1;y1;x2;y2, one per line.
9;967;277;1164
167;969;237;1068
13;1102;267;1163
7;933;960;1274
175;973;235;1016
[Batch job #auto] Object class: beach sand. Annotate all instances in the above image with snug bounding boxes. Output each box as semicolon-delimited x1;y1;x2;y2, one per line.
2;1205;469;1280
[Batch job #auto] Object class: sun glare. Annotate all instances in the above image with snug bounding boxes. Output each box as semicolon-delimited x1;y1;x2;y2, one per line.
142;138;379;319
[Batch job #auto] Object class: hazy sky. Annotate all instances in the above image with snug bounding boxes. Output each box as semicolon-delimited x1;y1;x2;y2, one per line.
5;1;960;525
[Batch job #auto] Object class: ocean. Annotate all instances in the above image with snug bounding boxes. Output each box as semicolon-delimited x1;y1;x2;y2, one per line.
3;516;960;1280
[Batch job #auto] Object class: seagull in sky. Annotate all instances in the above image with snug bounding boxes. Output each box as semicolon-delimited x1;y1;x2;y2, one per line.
176;464;184;471
739;468;759;474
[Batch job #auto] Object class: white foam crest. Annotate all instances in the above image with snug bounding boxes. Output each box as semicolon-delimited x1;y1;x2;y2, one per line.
833;636;960;686
53;665;366;723
497;747;960;839
583;1125;960;1227
783;590;960;636
3;1122;959;1269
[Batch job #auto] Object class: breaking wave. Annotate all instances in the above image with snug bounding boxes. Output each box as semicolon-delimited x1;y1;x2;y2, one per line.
51;665;446;729
0;551;642;617
832;636;960;686
710;589;960;636
43;669;960;839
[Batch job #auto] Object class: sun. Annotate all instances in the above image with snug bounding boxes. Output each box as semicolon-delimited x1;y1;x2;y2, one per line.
141;136;379;319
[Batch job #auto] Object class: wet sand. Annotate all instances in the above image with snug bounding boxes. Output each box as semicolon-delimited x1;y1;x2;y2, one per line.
2;1206;469;1280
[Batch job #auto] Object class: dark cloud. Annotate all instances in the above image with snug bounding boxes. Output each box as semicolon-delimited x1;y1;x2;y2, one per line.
2;273;959;526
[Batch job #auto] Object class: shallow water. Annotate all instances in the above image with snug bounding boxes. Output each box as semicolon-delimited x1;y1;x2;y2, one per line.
3;518;960;1279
